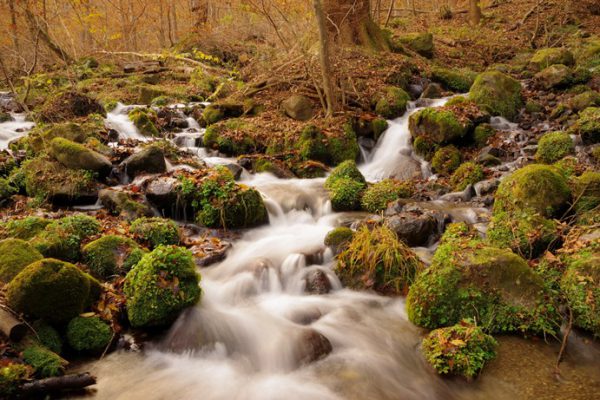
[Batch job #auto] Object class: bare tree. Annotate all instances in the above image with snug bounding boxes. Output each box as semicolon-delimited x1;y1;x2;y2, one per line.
313;0;337;117
469;0;482;25
191;0;209;25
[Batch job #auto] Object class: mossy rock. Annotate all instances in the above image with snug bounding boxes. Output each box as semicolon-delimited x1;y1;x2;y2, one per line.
0;238;44;283
407;229;560;335
99;189;154;221
297;125;328;163
128;108;159;137
573;107;600;145
568;91;600;112
422;319;497;379
487;210;560;259
22;345;66;378
0;177;16;203
327;178;365;212
450;162;485;191
0;112;13;123
469;71;523;121
535;131;574;164
324;160;366;189
130;217;180;249
534;64;574;90
137;86;165;105
203;119;257;156
30;215;101;262
336;226;423;295
0;364;29;397
561;248;600;336
431;146;461;175
493;164;570;218
324;227;354;253
409;107;472;145
375;87;410;119
473;123;495;147
31;320;63;354
326;123;360;165
28;122;96;154
397;32;434;58
66;316;113;353
7;258;100;323
124;246;201;328
361;179;413;213
82;235;146;279
430;67;477;92
49;137;112;177
571;171;600;214
202;106;225;125
529;48;575;71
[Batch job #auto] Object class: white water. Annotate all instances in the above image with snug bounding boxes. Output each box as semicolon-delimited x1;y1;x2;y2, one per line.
105;103;148;141
0;114;35;150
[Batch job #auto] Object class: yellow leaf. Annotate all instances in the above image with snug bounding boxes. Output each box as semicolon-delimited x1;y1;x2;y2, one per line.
450;339;466;347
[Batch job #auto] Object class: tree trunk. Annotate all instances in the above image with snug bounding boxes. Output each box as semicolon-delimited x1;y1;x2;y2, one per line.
314;0;338;117
321;0;389;50
24;8;73;63
469;0;482;25
8;0;20;53
191;0;209;25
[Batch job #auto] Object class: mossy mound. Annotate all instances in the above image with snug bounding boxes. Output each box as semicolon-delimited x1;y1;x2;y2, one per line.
128;108;159;137
450;162;485;191
535;131;574;164
573;107;600;145
82;235;146;279
487;210;560;259
469;71;523;121
124;245;201;328
7;258;100;323
0;177;16;203
32;320;63;354
375;87;410;119
529;48;575;71
324;227;354;251
326;123;360;165
130;217;180;248
327;178;365;212
407;226;560;335
297;125;328;163
37;91;105;123
30;215;101;262
430;67;476;93
1;217;51;240
22;345;66;378
49;137;112;176
203;118;257;156
0;239;44;283
493;164;571;218
325;160;366;189
67;316;113;353
422;319;497;379
473;123;495;147
568;91;600;112
431;146;462;175
409;107;472;145
534;64;574;90
397;32;434;58
336;226;423;295
361;179;413;213
571;171;600;214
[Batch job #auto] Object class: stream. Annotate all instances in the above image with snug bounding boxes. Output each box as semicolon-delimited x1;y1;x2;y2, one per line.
2;98;599;400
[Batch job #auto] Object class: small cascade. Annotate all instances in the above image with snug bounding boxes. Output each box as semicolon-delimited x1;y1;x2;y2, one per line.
0;114;35;150
105;103;148;141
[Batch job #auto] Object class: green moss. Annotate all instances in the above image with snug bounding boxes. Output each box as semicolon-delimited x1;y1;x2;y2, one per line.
22;345;66;378
371;118;389;140
128;108;159;137
445;96;467;107
569;91;600;112
190;68;218;97
422;319;497;379
450;162;485;191
324;160;366;189
30;215;100;262
409;107;471;145
203;119;256;156
487;210;560;259
130;217;180;248
202;106;225;125
0;177;16;203
469;71;523;121
0;112;12;123
413;136;437;160
336;226;423;295
83;235;145;279
49;137;111;175
124;245;201;328
430;67;477;92
7;258;100;323
297;125;328;163
473;123;495;147
375;87;410;119
525;101;544;114
553;156;580;178
0;239;43;283
361;179;413;213
397;32;434;57
431;146;462;175
535;131;574;164
67;316;112;353
575;107;600;145
0;364;29;397
324;227;354;249
493;164;571;218
326;123;360;165
32;320;63;354
530;48;575;71
571;171;600;214
327;178;365;212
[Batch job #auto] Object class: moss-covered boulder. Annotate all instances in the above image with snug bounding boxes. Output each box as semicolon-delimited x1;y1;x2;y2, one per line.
529;48;575;71
324;227;354;254
37;91;105;123
571;171;600;214
326;123;360;165
568;91;600;112
473;123;495;147
99;188;154;221
120;145;167;180
469;71;523;121
431;146;462;175
324;161;367;211
450;162;485;191
203;119;257;156
22;345;66;378
296;125;328;163
535;131;574;164
130;217;180;248
124;245;201;328
430;67;477;93
325;160;366;188
31;320;63;354
7;258;100;323
30;215;100;262
573;107;600;145
397;32;434;58
66;316;113;353
49;137;112;177
493;164;570;218
534;64;573;89
82;235;146;279
361;179;413;213
1;217;51;240
336;226;422;295
407;224;560;335
422;319;497;379
375;87;410;119
128;108;159;137
409;107;472;145
0;239;43;283
28;122;97;154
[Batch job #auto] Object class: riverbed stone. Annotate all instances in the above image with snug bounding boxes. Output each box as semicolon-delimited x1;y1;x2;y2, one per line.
121;145;167;179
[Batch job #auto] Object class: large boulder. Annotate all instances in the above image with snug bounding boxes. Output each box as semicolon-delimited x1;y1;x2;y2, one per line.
535;131;574;164
573;107;600;145
49;137;112;177
0;239;43;283
282;95;314;121
375;87;410;119
430;67;477;93
130;217;180;249
6;258;100;323
409;107;472;145
324;161;367;212
30;215;100;262
120;145;167;179
407;224;560;335
534;64;573;90
469;71;523;121
397;32;434;58
529;48;575;71
99;188;154;221
384;207;446;247
124;245;201;328
361;179;412;213
66;316;113;354
82;235;146;279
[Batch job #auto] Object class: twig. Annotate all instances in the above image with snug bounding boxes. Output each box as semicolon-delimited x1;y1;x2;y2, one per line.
554;307;573;378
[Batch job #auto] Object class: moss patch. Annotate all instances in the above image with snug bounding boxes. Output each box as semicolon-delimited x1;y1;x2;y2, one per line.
82;235;146;279
130;217;180;248
0;239;44;283
361;179;413;213
67;316;113;353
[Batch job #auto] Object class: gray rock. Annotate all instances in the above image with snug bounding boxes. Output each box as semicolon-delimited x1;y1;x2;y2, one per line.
305;270;332;295
385;207;446;247
121;146;167;179
282;95;314;121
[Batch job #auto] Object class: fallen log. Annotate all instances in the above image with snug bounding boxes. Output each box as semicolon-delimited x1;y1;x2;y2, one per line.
0;307;27;341
21;373;97;395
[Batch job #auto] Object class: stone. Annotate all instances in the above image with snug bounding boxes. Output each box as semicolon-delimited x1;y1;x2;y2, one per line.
282;95;314;121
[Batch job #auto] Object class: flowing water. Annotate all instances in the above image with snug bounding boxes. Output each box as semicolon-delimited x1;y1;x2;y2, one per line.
0;113;35;150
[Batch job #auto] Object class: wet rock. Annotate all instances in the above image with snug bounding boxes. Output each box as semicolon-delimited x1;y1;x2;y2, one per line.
421;83;443;99
384;207;446;247
439;184;475;202
0;93;24;113
49;137;112;178
305;270;332;295
192;240;232;267
358;137;376;151
294;330;332;365
282;95;314;121
121;145;167;179
99;188;154;221
144;176;181;215
474;178;500;197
